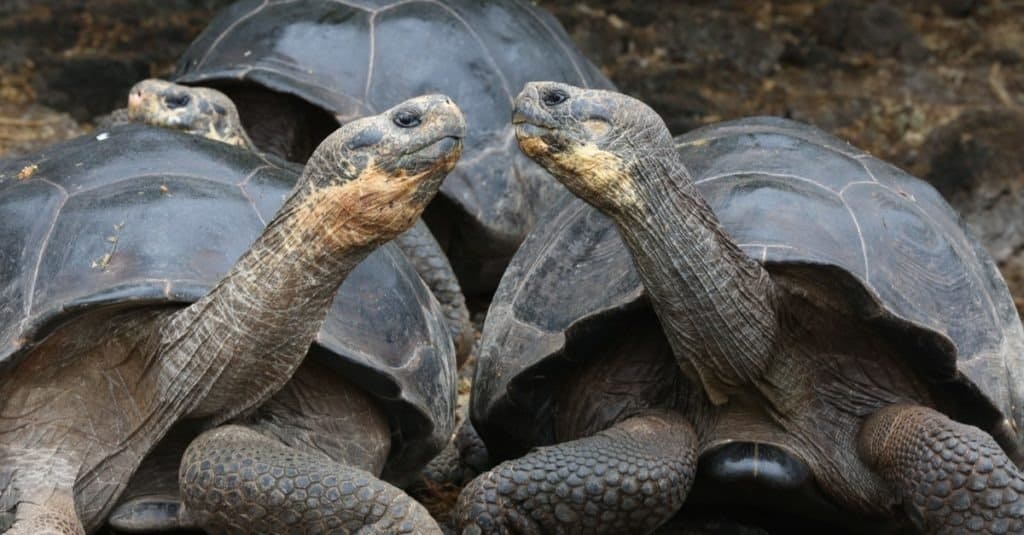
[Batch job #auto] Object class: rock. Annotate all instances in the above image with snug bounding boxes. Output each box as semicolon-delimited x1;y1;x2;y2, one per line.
936;0;978;18
34;56;148;121
920;108;1024;308
0;103;84;160
814;0;929;62
633;68;713;135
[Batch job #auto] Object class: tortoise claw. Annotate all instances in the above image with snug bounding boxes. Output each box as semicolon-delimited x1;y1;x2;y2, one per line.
107;494;195;532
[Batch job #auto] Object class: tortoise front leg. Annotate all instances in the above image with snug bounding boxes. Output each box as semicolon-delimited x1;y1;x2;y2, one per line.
180;425;441;534
455;412;696;534
3;447;84;535
5;491;83;535
859;404;1024;533
422;418;493;489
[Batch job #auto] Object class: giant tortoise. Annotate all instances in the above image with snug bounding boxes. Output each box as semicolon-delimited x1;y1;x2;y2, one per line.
457;83;1024;534
0;94;463;534
123;77;475;361
172;0;615;293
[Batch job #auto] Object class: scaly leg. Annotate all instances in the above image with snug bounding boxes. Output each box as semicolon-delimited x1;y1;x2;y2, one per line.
6;491;83;535
455;412;696;534
180;425;441;534
2;445;84;535
859;404;1024;533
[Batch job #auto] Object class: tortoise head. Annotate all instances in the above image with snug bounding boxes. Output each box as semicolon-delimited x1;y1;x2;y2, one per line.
513;82;675;215
127;78;249;148
295;94;465;248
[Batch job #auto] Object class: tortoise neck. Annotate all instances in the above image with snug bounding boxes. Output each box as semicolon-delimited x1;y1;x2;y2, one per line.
219;180;371;318
611;147;779;404
157;174;374;422
231;118;258;153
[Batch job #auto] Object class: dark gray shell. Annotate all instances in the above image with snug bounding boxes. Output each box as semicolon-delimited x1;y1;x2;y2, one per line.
0;124;455;474
473;116;1024;457
173;0;615;292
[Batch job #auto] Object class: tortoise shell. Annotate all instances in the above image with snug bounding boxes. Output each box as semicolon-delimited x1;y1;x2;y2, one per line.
0;124;455;474
472;116;1024;459
172;0;615;292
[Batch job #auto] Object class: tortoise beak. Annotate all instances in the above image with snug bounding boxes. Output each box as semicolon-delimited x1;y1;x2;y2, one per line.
512;98;552;139
512;84;554;129
512;85;538;126
424;94;466;140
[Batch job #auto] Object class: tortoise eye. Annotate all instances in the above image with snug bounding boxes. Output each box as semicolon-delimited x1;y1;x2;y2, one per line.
393;110;421;128
541;89;569;107
164;94;191;109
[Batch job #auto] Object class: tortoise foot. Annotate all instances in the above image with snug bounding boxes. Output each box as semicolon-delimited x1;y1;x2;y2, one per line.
180;425;442;534
454;412;696;534
456;419;491;474
860;404;1024;533
422;419;493;488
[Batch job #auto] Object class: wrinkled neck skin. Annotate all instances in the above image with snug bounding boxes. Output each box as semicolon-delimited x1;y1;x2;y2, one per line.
156;162;394;425
219;117;257;152
607;142;780;405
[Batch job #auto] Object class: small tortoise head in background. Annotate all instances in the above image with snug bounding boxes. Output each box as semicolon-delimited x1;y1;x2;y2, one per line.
127;79;251;149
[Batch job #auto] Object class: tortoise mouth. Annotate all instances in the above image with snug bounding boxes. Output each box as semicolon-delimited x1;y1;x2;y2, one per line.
126;91;161;122
512;101;560;139
514;123;567;157
393;135;463;178
514;122;554;139
411;135;462;160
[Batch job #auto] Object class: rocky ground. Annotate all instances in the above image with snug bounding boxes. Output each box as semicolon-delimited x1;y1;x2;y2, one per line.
0;1;230;153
